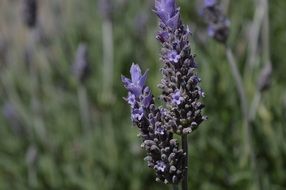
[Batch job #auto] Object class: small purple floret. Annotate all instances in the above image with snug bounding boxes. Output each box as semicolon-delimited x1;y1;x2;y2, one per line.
155;161;167;172
132;107;144;121
167;50;181;63
121;63;148;97
171;90;184;105
204;0;217;7
154;0;180;29
142;87;152;108
155;126;166;135
127;92;136;108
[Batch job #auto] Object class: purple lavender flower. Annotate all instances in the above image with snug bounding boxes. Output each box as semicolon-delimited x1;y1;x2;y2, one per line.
167;50;181;63
171;90;184;105
156;0;206;135
127;92;136;108
131;107;144;121
122;0;206;185
122;63;148;97
201;0;230;43
154;0;180;29
155;161;167;172
122;64;185;184
72;43;90;83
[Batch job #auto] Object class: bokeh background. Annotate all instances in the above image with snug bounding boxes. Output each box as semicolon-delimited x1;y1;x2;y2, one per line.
0;0;285;189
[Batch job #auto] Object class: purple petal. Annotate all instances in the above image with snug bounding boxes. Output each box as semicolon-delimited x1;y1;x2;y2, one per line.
128;84;142;97
156;31;169;43
204;0;216;7
166;11;180;29
155;160;166;172
142;88;152;108
155;126;166;135
132;107;144;121
167;50;181;63
121;75;132;88
127;92;136;108
139;70;148;87
155;0;178;25
130;63;142;83
171;90;184;105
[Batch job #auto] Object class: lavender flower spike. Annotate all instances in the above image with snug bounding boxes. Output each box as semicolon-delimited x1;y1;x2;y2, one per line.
122;64;185;184
156;0;206;135
202;0;230;43
122;0;206;186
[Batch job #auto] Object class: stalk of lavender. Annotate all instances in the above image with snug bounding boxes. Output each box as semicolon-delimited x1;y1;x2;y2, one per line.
250;0;272;122
154;0;206;189
122;1;206;188
99;0;114;104
155;0;206;135
22;0;47;142
72;43;91;131
3;102;26;136
122;64;185;184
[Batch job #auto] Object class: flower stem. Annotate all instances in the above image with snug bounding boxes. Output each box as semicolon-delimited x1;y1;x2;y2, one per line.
249;92;261;122
226;47;260;189
101;17;114;104
172;184;179;190
182;134;188;190
77;83;91;132
226;48;248;124
226;47;251;162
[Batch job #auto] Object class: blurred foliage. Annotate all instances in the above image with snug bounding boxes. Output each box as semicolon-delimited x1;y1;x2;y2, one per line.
0;0;285;189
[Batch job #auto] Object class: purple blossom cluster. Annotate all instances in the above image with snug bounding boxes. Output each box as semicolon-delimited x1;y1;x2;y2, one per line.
122;64;185;183
122;0;206;184
202;0;230;43
72;43;90;83
155;0;206;135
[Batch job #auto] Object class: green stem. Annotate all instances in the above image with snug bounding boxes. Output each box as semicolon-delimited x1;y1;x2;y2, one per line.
182;134;188;190
249;92;261;122
226;47;251;161
102;18;114;103
226;48;249;122
226;47;260;190
77;83;91;132
28;29;46;142
172;184;179;190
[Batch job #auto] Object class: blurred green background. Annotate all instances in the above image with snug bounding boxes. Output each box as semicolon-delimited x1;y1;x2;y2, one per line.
0;0;285;189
